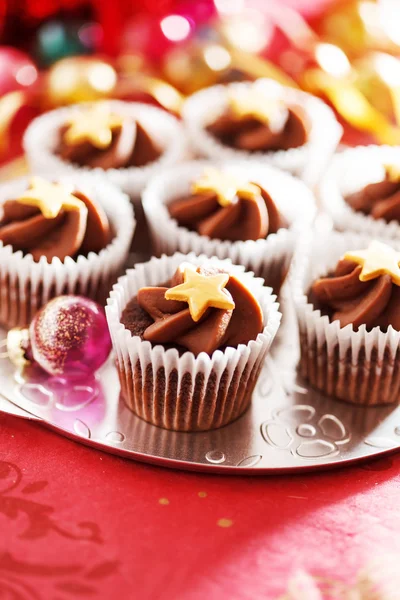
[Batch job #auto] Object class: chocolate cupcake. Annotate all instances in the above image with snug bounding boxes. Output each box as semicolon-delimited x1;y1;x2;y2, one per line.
142;161;316;293
106;253;281;431
320;145;400;239
294;233;400;406
183;79;342;182
56;102;161;169
24;101;187;197
0;174;134;328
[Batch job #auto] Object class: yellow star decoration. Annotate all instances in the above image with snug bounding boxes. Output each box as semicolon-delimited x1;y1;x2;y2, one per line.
384;163;400;183
165;266;235;322
228;89;284;126
343;240;400;285
17;176;84;219
63;103;123;149
192;168;260;208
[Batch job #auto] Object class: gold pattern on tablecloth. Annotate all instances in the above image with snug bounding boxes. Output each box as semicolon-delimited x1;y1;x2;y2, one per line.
217;518;233;528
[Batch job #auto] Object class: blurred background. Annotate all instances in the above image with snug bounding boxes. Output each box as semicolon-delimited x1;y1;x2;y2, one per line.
2;0;400;165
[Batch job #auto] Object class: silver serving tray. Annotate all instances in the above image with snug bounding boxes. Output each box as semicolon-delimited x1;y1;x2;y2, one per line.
1;288;399;474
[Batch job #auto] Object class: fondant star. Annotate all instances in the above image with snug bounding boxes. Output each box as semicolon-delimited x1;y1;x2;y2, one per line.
17;177;84;219
229;89;284;127
165;266;235;322
344;240;400;285
384;163;400;183
63;102;123;149
192;168;260;208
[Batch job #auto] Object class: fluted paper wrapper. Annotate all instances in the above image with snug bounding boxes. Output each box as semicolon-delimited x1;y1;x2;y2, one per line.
23;100;189;198
142;160;316;294
0;173;135;328
106;252;281;431
292;231;400;405
182;79;342;186
320;144;400;239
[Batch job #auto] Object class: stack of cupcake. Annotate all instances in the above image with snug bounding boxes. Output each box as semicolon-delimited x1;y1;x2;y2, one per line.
13;73;399;433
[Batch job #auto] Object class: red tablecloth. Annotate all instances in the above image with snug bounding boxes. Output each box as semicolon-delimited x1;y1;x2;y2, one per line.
1;413;400;599
2;2;399;598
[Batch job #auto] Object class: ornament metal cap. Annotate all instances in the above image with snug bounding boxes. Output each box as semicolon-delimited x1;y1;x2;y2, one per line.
6;328;31;369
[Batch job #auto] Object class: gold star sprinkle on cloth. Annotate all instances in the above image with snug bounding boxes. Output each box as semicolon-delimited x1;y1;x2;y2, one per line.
63;102;124;149
165;266;235;322
344;240;400;285
192;168;261;208
384;163;400;183
17;177;84;219
228;89;287;131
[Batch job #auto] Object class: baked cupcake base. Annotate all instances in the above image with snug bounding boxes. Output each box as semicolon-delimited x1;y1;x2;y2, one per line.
106;252;281;431
298;332;400;406
118;354;263;432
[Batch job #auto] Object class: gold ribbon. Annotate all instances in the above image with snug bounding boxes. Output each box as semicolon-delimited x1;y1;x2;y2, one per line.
0;91;27;155
228;48;299;89
116;74;184;114
302;68;400;144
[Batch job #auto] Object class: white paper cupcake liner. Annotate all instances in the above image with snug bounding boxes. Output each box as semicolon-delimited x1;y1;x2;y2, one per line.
320;144;400;239
106;252;281;431
142;160;316;293
0;173;135;328
23;100;189;198
292;231;400;405
182;79;342;186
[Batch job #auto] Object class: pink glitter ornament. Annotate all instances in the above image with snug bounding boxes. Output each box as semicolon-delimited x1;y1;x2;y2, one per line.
29;296;112;378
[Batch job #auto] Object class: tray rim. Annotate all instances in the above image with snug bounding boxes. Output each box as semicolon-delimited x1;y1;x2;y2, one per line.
2;392;398;476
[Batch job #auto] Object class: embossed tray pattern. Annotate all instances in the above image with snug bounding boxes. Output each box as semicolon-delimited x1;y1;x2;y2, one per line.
1;290;400;474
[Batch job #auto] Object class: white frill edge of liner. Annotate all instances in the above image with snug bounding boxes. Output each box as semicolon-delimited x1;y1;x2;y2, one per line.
23;100;189;198
320;144;400;240
0;172;135;307
106;251;281;388
142;160;317;280
182;79;342;185
292;230;400;367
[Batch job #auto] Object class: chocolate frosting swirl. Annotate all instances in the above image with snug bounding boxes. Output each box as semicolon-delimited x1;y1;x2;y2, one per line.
207;105;310;152
121;265;263;355
346;176;400;223
310;258;400;330
168;184;284;242
0;188;111;262
57;119;161;169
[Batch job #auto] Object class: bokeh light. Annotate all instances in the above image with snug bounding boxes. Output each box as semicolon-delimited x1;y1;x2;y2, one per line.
78;23;104;50
315;43;351;78
380;0;400;45
15;64;38;86
214;0;245;15
160;15;191;42
87;63;117;92
222;12;270;54
373;53;400;86
204;45;231;71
